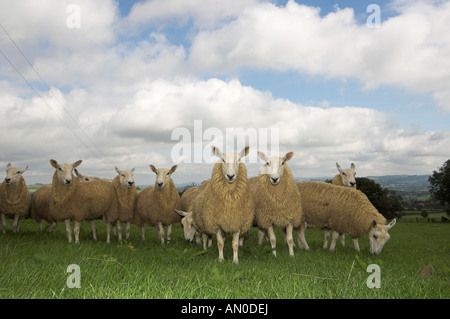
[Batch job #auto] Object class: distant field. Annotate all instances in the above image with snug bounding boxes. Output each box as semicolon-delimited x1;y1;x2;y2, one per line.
0;219;448;299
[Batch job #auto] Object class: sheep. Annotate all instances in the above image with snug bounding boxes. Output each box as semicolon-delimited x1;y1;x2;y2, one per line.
31;184;56;233
295;182;396;254
323;162;358;250
250;151;308;257
191;146;254;264
49;159;118;243
32;168;97;236
107;166;137;243
135;164;180;244
0;163;31;234
175;180;212;247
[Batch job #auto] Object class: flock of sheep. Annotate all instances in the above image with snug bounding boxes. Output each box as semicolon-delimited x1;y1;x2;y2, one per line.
0;147;397;264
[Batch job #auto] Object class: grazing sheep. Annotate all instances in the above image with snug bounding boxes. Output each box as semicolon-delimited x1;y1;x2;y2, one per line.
295;182;396;254
0;163;31;234
192;146;254;264
251;151;308;257
175;180;211;246
135;164;180;244
107;166;137;243
324;162;358;250
49;159;118;243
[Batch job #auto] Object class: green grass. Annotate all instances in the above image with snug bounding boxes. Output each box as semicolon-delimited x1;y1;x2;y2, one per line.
0;218;448;299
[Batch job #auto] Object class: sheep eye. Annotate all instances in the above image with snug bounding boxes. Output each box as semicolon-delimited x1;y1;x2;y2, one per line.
121;174;125;177
16;171;20;174
166;172;170;176
342;172;346;176
58;167;63;171
281;161;285;166
373;234;378;240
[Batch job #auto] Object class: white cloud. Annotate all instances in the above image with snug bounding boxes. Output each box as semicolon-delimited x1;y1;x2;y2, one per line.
188;0;450;110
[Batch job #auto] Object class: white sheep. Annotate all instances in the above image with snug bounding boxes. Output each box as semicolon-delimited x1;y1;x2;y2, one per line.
32;168;93;234
191;146;254;264
135;165;180;244
323;162;358;250
49;159;118;243
0;163;31;234
107;166;137;243
250;151;308;257
295;182;396;254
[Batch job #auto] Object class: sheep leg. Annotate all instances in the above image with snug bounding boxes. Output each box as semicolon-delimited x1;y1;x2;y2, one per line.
296;222;310;251
285;223;294;257
329;231;339;252
117;221;122;242
323;230;330;249
141;225;145;241
12;215;20;233
125;221;131;240
167;224;172;244
216;230;225;262
267;226;277;257
339;233;345;247
106;222;111;244
202;233;208;249
65;219;73;243
91;220;97;241
257;229;265;245
38;221;43;233
232;231;240;264
74;221;81;244
157;222;165;245
353;238;360;252
1;214;6;234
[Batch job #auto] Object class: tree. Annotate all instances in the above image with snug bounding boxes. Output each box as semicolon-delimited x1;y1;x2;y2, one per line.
429;159;450;214
355;177;402;219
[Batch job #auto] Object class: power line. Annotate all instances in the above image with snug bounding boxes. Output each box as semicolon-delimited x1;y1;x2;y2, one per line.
0;23;111;165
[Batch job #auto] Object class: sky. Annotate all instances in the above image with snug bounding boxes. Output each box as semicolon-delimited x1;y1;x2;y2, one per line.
0;0;449;186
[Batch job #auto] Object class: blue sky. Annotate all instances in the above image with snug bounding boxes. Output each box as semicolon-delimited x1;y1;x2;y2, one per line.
0;0;449;184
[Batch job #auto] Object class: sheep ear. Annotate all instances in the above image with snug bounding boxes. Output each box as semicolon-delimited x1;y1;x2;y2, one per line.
131;167;135;173
21;165;29;174
175;209;190;217
73;168;80;177
258;151;269;164
169;165;178;175
283;152;294;163
6;163;11;169
211;146;223;160
387;219;397;230
150;165;157;173
72;160;82;168
370;219;377;229
50;159;59;169
115;166;121;175
336;162;342;173
351;163;356;170
238;146;250;161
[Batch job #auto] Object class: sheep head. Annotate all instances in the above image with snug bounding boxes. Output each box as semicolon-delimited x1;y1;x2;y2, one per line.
175;209;196;242
50;159;82;186
258;151;294;185
73;168;90;182
115;166;135;188
150;164;177;190
336;162;356;188
211;145;249;184
368;218;397;255
4;163;28;185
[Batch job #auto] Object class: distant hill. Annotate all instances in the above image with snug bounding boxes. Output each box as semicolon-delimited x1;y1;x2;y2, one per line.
366;175;430;192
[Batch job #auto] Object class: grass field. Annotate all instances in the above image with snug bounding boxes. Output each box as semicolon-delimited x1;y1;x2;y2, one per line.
0;218;448;299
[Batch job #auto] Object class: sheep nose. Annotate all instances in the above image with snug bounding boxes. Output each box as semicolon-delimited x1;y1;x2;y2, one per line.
5;178;11;183
64;179;72;185
157;182;163;188
350;182;356;187
271;177;279;184
227;174;235;180
128;181;134;187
